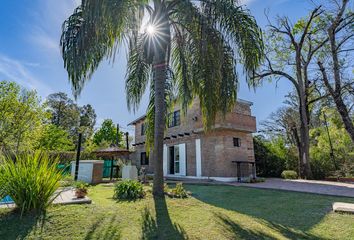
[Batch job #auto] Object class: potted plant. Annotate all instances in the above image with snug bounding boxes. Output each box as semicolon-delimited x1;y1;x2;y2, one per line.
74;181;89;198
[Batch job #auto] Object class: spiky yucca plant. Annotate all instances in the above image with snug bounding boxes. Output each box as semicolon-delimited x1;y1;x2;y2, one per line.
0;151;62;215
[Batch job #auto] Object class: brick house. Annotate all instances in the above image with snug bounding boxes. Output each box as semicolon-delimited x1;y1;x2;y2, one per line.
128;98;257;181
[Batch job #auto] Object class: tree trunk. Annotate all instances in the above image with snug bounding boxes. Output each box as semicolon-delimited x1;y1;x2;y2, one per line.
328;24;354;143
296;49;313;179
152;1;171;197
333;95;354;143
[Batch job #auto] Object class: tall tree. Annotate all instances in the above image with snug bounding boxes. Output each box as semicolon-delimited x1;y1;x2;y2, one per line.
78;104;97;142
46;92;80;136
46;92;97;144
316;0;354;142
253;7;330;179
0;81;46;153
37;124;75;151
93;119;122;147
61;0;263;196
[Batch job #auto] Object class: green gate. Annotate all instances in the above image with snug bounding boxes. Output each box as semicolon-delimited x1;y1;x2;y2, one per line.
103;160;118;178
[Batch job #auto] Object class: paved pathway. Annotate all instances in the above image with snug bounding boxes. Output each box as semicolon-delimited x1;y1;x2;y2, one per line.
229;178;354;198
0;187;91;209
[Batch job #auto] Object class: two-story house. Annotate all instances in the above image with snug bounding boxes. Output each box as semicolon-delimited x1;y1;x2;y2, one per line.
129;98;257;181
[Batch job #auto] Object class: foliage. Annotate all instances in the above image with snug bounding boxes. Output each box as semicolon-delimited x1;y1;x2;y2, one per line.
47;151;97;165
281;170;298;179
253;135;297;177
166;183;189;198
74;181;89;192
310;108;354;179
45;92;96;145
0;81;48;153
93;119;122;147
113;180;145;200
241;177;266;183
37;124;75;151
0;151;62;214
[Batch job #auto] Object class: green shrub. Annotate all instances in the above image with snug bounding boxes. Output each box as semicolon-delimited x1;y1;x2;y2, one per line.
241;177;266;183
74;181;89;191
281;170;298;179
113;180;145;200
166;183;189;198
0;151;62;214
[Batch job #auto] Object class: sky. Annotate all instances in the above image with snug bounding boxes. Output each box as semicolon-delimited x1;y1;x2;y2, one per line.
0;0;317;134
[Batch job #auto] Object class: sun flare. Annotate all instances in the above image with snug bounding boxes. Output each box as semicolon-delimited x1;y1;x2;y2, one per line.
146;24;156;35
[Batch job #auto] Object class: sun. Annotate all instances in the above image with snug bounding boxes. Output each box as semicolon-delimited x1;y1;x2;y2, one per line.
146;24;156;35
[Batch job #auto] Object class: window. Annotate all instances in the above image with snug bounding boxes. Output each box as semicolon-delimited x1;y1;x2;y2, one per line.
141;123;146;136
233;138;241;147
168;110;181;128
141;152;149;165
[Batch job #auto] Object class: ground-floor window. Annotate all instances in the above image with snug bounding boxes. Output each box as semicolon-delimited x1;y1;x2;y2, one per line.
141;152;149;165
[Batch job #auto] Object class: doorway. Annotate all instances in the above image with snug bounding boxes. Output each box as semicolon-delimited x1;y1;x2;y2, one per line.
169;145;180;175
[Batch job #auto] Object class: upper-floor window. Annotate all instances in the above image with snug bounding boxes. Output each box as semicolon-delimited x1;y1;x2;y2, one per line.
168;110;181;128
233;138;241;147
141;123;146;136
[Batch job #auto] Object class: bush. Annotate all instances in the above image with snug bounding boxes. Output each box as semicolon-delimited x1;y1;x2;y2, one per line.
74;181;89;191
241;177;266;183
0;151;62;214
113;180;145;200
281;170;298;179
166;183;189;198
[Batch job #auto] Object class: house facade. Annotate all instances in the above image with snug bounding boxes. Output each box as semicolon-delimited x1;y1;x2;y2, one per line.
129;98;257;181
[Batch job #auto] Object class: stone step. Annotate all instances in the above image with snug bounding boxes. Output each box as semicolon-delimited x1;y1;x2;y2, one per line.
332;202;354;214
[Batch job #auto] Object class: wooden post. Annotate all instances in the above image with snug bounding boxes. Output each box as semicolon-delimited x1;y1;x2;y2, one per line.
116;124;120;147
125;132;129;151
237;162;241;182
74;133;82;181
252;163;256;180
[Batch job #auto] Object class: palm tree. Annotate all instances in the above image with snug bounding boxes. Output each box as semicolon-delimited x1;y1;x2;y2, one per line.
60;0;264;196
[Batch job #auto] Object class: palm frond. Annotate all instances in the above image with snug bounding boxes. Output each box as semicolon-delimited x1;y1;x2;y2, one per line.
170;0;239;128
60;0;145;98
200;0;264;85
125;35;151;112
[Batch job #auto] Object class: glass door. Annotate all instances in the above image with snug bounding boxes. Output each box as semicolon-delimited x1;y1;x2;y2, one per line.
174;145;180;174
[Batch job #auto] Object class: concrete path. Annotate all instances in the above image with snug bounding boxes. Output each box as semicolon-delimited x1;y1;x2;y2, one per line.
230;178;354;198
0;187;91;209
53;187;92;205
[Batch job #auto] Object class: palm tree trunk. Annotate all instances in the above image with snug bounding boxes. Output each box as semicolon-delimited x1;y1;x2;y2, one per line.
152;1;171;197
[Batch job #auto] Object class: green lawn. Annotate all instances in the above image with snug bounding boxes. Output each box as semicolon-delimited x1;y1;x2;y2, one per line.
0;184;353;240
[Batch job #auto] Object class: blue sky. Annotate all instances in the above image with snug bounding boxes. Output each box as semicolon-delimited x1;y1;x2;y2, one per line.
0;0;315;133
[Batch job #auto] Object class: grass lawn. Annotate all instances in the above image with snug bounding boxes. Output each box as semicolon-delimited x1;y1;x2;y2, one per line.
0;184;353;240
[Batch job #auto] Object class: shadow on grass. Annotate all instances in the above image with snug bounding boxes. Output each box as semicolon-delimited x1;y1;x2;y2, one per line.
84;215;121;240
188;185;353;232
142;196;188;240
215;212;324;240
0;209;44;240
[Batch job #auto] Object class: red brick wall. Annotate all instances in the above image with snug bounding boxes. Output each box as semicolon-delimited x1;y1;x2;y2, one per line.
131;98;256;178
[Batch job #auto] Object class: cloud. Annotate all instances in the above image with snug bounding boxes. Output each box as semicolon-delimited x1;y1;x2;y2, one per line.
26;0;80;56
0;54;53;96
